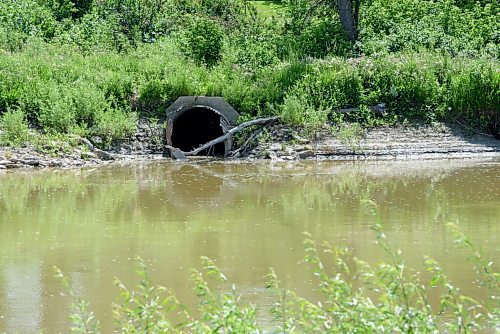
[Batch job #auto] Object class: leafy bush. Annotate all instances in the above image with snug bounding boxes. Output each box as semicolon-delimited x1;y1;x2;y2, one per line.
0;108;30;146
37;83;79;134
42;0;95;20
54;11;125;52
93;108;137;145
359;0;499;57
199;0;248;24
445;59;500;136
228;16;281;72
267;223;499;333
0;0;58;41
358;54;443;120
280;92;311;125
280;0;352;59
95;0;171;46
179;15;225;67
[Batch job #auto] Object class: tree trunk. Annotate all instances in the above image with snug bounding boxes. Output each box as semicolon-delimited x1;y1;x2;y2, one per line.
336;0;359;42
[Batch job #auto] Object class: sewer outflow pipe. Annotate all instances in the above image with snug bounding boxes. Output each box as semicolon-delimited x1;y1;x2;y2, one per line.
165;97;240;157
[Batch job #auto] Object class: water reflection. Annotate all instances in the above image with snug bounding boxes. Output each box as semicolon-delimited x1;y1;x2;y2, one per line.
0;159;499;333
4;262;41;333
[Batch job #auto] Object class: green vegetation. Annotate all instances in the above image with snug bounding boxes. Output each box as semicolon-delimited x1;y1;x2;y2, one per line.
0;0;498;148
252;1;286;18
0;107;30;146
61;221;498;333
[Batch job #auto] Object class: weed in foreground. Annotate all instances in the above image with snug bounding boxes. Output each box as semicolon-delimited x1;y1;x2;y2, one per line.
58;218;498;333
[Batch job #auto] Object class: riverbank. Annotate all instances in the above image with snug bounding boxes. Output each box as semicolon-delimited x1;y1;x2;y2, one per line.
1;122;499;170
251;122;500;161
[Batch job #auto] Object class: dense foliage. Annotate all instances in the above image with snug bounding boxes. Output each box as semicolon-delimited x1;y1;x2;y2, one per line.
61;222;498;333
0;0;498;147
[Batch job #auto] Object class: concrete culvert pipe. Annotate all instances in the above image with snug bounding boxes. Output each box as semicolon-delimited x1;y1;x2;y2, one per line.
165;97;240;157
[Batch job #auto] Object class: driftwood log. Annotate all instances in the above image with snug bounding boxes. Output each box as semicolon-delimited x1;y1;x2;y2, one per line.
166;116;279;159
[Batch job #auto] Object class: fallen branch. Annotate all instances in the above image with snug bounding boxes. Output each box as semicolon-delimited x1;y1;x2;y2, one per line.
183;116;280;156
229;127;265;158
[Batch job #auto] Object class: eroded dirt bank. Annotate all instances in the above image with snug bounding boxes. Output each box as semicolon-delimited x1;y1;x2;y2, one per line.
1;123;499;170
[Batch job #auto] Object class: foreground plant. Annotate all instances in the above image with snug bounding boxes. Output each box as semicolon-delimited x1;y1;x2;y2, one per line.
60;222;498;333
266;225;498;333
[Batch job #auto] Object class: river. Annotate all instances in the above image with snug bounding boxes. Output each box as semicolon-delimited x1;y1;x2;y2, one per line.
0;159;499;333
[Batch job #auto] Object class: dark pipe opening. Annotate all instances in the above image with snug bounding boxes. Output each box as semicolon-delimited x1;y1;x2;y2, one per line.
171;107;226;156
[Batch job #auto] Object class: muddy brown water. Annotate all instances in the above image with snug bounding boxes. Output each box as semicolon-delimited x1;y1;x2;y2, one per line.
0;160;499;333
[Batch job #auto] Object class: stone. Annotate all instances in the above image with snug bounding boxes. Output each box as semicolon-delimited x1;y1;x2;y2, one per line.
79;137;94;151
370;103;387;117
269;143;282;151
90;136;103;145
24;159;40;166
62;158;72;166
81;151;97;159
8;157;23;164
295;138;310;144
294;145;305;151
265;151;278;160
170;148;187;160
0;159;11;165
49;161;62;168
94;149;114;161
0;165;5;170
131;141;143;151
298;150;315;159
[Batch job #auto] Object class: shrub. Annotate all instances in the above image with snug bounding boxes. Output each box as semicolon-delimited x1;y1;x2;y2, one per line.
280;92;310;125
286;62;362;114
37;83;78;134
280;91;329;140
95;0;171;46
0;0;58;42
53;10;125;52
447;60;500;134
229;20;280;72
179;15;225;67
448;60;499;117
359;0;499;57
0;107;30;146
93;108;137;145
280;0;352;59
359;54;442;120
